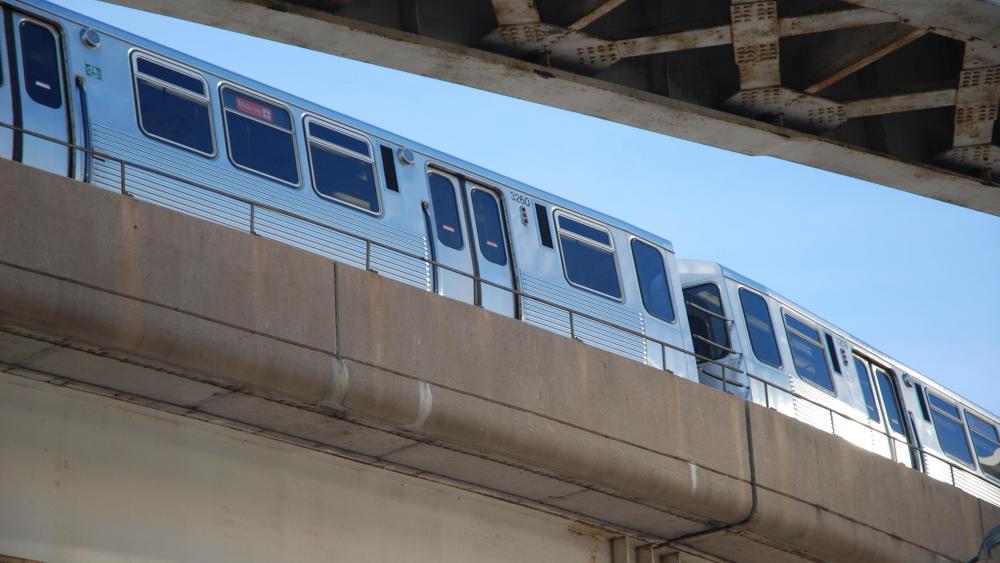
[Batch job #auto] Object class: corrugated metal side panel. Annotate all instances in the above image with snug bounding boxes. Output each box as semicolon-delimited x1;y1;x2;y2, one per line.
520;274;647;363
791;379;834;433
954;469;1000;507
91;124;430;289
923;454;954;484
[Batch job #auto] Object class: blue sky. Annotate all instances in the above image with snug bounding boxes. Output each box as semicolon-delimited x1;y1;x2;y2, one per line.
65;0;999;415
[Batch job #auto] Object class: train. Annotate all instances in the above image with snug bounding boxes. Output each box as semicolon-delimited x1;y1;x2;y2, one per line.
2;0;998;507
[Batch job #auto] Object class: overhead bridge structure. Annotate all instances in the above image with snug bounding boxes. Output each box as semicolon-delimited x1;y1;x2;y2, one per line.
1;159;998;563
105;0;1000;215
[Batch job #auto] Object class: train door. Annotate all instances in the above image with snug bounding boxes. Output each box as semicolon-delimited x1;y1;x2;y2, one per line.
425;170;516;316
464;182;515;317
4;11;70;175
426;170;475;304
865;358;916;467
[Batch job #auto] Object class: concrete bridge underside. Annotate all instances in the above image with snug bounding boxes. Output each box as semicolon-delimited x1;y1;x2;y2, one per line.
105;0;1000;215
0;160;998;562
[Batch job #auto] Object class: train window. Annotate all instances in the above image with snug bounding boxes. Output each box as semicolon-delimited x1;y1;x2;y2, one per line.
380;145;399;192
915;382;931;421
306;119;380;213
783;313;835;393
966;412;1000;481
684;283;730;361
738;289;782;368
824;333;842;374
631;239;675;322
555;213;621;300
221;86;299;185
428;173;463;250
875;369;905;435
471;189;507;266
927;391;974;466
535;204;553;248
852;357;880;422
133;56;214;156
20;21;61;109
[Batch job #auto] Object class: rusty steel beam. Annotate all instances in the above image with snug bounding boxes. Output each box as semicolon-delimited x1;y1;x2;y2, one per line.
730;0;781;89
778;8;899;36
490;0;540;26
803;29;925;94
613;8;904;60
568;0;628;32
845;89;956;118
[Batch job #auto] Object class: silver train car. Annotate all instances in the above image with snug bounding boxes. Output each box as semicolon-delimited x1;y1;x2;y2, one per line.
0;0;997;507
679;260;1000;505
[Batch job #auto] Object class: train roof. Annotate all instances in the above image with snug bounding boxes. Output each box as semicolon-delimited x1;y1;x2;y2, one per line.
678;259;998;421
27;0;675;253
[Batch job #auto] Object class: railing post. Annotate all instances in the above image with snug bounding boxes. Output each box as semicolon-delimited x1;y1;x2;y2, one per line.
569;311;575;340
249;205;256;235
365;240;372;271
119;160;127;195
829;409;836;435
661;343;667;372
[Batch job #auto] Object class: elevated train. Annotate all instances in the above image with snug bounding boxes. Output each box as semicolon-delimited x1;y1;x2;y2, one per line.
2;0;998;507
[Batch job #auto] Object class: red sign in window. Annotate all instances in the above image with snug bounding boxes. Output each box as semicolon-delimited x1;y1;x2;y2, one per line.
235;96;274;123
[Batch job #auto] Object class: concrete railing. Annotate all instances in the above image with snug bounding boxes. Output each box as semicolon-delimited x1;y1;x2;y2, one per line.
0;159;997;562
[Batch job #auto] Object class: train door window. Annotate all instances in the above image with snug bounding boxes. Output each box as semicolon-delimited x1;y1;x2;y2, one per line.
470;189;507;266
965;412;1000;480
20;21;61;109
132;55;214;156
305;118;380;214
738;289;781;368
875;369;905;435
783;313;835;393
555;213;621;300
684;283;730;360
631;239;675;322
927;391;974;466
428;172;463;250
852;357;880;422
221;86;298;185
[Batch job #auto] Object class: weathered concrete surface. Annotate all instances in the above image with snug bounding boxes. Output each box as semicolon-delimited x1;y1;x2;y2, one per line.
0;373;614;563
0;159;997;562
102;0;1000;216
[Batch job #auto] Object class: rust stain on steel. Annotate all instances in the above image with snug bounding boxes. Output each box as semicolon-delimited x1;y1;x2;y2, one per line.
490;0;540;26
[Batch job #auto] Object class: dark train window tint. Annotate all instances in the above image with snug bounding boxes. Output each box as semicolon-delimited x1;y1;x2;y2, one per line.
380;145;399;192
784;313;834;393
738;289;781;368
136;58;204;95
928;391;973;465
556;214;620;300
222;87;298;185
915;383;931;421
631;239;674;322
535;203;553;248
307;121;379;213
429;173;463;250
557;215;612;246
684;283;730;361
966;412;1000;481
20;21;61;109
824;333;842;374
471;190;507;266
133;57;214;156
875;369;905;435
852;357;880;422
308;121;368;156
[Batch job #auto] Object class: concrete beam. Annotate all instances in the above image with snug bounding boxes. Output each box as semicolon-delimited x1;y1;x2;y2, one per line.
102;0;1000;216
0;160;997;561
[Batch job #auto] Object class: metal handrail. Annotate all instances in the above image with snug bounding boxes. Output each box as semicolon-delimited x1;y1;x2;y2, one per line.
685;300;732;323
0;120;739;375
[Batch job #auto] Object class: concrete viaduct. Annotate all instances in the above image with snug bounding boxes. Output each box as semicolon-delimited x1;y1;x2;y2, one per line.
1;159;998;562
